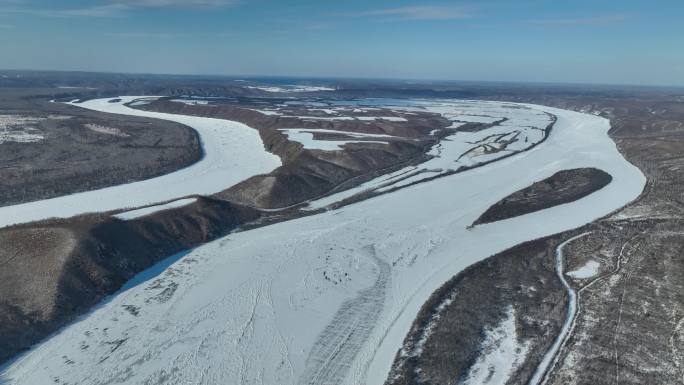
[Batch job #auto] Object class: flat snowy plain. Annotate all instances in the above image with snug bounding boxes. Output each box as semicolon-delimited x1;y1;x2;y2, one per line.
1;100;645;385
0;97;281;228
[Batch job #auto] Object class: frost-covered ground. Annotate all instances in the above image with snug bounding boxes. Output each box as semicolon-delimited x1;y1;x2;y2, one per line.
0;115;45;143
83;123;130;137
0;97;281;228
462;307;530;385
1;101;645;385
567;260;600;279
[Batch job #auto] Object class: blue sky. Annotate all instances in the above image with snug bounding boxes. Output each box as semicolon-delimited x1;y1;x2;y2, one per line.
0;0;682;86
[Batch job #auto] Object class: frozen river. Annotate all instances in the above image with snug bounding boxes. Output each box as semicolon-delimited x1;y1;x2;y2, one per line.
1;100;645;385
0;96;281;228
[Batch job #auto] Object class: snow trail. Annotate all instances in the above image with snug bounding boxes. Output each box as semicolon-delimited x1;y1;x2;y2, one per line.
527;232;590;385
300;246;390;385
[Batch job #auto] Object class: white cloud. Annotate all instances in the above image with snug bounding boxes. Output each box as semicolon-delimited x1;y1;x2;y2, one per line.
59;4;129;17
0;0;238;18
107;0;238;9
346;5;471;21
105;31;177;38
0;4;128;18
527;14;629;27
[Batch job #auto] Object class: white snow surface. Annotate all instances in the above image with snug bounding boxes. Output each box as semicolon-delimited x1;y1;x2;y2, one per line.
0;97;281;228
0;115;45;143
567;260;600;279
84;123;130;137
1;101;645;385
278;128;393;151
114;198;197;220
170;99;211;106
0;128;44;143
245;85;336;93
306;100;553;209
250;108;283;116
285;115;407;122
527;232;590;385
356;116;407;122
309;108;339;115
463;307;530;385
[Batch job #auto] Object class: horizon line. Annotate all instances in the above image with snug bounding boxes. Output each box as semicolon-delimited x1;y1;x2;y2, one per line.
1;67;683;90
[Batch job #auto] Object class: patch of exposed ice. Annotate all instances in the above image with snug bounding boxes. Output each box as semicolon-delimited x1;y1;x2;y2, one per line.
567;260;600;279
463;307;530;385
115;198;197;220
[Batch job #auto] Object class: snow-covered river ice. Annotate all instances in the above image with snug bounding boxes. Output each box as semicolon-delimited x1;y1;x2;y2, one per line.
0;96;281;228
1;99;645;385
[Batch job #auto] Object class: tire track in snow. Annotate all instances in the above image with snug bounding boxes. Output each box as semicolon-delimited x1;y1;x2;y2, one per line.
299;245;390;385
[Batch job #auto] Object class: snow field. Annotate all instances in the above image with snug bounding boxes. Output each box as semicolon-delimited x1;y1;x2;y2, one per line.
0;115;45;143
463;307;530;385
278;128;398;151
567;260;600;279
245;85;336;93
